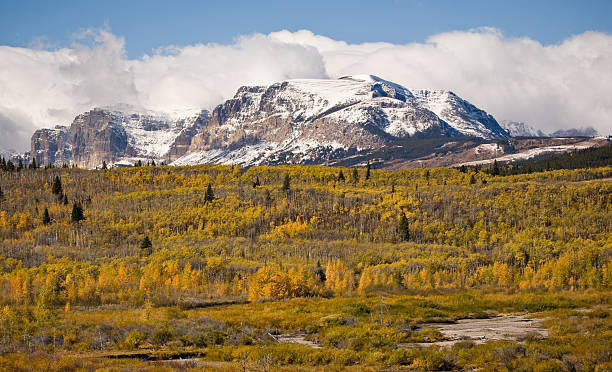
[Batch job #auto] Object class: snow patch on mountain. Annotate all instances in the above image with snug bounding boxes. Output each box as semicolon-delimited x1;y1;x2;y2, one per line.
474;143;503;155
456;142;597;166
413;90;509;138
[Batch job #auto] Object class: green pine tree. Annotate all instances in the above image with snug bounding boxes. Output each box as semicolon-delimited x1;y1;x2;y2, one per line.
365;162;371;180
282;174;290;191
51;176;62;195
252;176;261;188
140;236;153;256
42;208;51;225
398;213;410;242
492;160;500;176
71;202;84;223
337;170;345;181
204;183;215;203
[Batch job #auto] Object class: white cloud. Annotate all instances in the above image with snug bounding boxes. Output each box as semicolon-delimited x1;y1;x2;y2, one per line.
0;27;610;151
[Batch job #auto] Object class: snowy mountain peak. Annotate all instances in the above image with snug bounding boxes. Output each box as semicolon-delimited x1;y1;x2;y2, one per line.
30;75;510;168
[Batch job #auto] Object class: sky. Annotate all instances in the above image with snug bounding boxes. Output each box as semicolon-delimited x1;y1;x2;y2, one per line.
0;0;611;151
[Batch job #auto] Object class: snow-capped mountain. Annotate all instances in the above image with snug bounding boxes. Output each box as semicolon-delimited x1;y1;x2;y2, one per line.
500;121;547;137
30;75;511;168
0;149;29;165
173;75;509;166
31;107;207;168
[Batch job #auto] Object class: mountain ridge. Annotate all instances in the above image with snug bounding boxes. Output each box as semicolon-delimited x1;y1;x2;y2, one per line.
22;75;600;169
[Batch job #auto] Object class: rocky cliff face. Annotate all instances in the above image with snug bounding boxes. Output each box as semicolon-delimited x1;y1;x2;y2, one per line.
31;107;205;168
69;109;129;168
30;75;510;168
31;126;71;166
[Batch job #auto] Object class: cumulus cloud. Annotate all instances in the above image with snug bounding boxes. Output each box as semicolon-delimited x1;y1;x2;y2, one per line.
0;27;610;151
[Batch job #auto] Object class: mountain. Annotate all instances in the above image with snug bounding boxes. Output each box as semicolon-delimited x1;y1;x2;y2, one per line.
550;126;599;137
31;107;207;168
500;121;547;137
173;75;509;166
0;149;29;166
30;75;511;168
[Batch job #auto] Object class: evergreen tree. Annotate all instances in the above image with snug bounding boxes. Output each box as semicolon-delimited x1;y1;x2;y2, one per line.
337;170;345;181
6;160;14;172
150;160;156;167
135;160;142;167
42;208;51;225
365;162;371;180
51;176;62;196
469;174;476;184
62;193;68;205
204;183;215;203
252;176;261;188
282;174;291;191
398;213;410;241
140;236;153;256
492;160;500;176
29;158;37;169
101;161;107;170
71;202;84;223
352;168;359;183
315;260;326;283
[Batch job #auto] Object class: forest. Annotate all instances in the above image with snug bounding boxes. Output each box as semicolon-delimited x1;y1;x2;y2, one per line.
0;160;610;371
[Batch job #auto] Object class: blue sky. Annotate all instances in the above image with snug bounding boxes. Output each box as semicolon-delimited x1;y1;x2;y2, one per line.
1;0;611;58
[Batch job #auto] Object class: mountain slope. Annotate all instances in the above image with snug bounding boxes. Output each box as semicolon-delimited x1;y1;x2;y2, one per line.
174;75;508;166
30;75;511;168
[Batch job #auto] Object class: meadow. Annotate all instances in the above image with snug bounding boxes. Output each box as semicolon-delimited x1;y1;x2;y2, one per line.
0;161;610;370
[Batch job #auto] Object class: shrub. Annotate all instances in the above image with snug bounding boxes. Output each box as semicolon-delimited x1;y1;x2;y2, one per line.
151;329;173;346
123;330;147;350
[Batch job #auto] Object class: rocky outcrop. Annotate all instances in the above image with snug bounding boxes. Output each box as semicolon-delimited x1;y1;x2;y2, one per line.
69;109;129;168
31;126;71;166
31;108;205;168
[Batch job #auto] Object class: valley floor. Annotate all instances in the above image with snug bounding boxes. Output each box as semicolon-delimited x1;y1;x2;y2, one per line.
1;291;611;371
